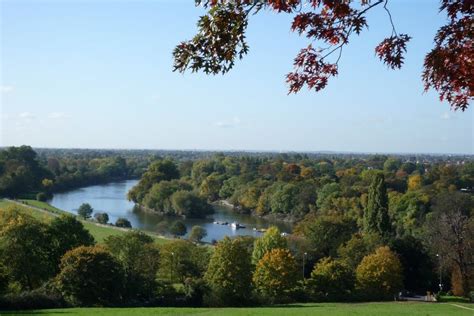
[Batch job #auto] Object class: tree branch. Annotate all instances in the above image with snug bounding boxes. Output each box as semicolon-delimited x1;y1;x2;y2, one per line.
319;0;385;64
384;0;398;36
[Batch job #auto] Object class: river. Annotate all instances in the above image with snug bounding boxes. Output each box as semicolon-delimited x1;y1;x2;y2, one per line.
49;180;292;243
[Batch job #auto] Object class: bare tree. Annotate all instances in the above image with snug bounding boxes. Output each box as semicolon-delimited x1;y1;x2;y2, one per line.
426;192;473;295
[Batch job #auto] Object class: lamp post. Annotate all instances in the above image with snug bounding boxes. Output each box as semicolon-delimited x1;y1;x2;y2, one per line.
436;254;442;293
171;252;175;283
302;252;307;279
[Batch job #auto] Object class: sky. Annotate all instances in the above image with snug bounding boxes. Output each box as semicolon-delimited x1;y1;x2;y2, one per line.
0;0;472;154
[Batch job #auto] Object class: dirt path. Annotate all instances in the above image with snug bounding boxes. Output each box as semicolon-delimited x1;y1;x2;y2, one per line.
7;199;60;217
448;303;474;311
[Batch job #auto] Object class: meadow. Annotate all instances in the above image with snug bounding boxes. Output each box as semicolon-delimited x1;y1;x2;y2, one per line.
1;302;473;316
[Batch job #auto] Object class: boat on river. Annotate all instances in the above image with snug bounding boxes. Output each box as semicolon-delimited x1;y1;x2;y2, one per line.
213;221;228;225
231;222;245;229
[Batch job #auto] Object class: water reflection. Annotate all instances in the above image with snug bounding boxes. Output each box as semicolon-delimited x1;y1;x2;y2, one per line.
49;180;292;243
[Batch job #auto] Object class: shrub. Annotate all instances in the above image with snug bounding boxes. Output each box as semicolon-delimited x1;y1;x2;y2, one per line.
115;217;132;228
356;246;403;300
36;192;48;202
0;288;66;310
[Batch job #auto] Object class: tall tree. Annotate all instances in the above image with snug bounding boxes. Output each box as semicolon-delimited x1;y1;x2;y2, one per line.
77;203;93;219
252;226;288;264
204;237;253;306
0;146;51;197
364;173;392;238
47;214;95;272
426;192;473;296
0;207;53;290
56;246;125;306
253;248;298;303
157;240;210;283
104;231;160;302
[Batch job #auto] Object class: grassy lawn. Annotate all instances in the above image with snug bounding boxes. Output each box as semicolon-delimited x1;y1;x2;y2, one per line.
19;199;65;215
0;199;169;244
0;302;472;316
0;199;15;209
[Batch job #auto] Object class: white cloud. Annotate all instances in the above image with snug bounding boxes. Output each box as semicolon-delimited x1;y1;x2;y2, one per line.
48;112;71;119
0;85;14;94
214;116;241;128
19;112;36;119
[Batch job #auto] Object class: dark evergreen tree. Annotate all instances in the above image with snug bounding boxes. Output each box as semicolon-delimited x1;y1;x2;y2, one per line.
364;173;392;238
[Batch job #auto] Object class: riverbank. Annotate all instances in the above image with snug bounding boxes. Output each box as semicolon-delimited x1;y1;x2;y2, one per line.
51;176;140;194
214;199;300;224
46;180;293;242
0;198;171;244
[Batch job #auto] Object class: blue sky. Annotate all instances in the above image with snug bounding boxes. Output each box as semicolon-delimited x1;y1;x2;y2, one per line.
1;0;472;154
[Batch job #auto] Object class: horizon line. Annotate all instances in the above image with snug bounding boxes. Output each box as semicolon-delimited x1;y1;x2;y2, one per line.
1;145;473;157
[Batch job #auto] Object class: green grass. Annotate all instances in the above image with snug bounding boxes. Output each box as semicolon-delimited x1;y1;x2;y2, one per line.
0;199;14;209
0;302;472;316
19;199;65;215
0;199;170;244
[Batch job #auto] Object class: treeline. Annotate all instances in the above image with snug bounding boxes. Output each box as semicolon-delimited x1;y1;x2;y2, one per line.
0;169;473;309
128;160;213;218
1;146;473;307
1;199;471;310
0;206;427;309
0;146;150;198
130;153;474;298
130;153;473;221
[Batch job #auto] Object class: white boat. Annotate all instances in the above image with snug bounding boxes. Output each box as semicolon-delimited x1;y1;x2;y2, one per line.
231;222;245;229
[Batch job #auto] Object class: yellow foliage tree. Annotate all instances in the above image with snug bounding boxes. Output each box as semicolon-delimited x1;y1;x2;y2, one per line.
451;265;465;297
252;226;287;264
356;246;403;300
253;248;298;303
407;174;422;191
